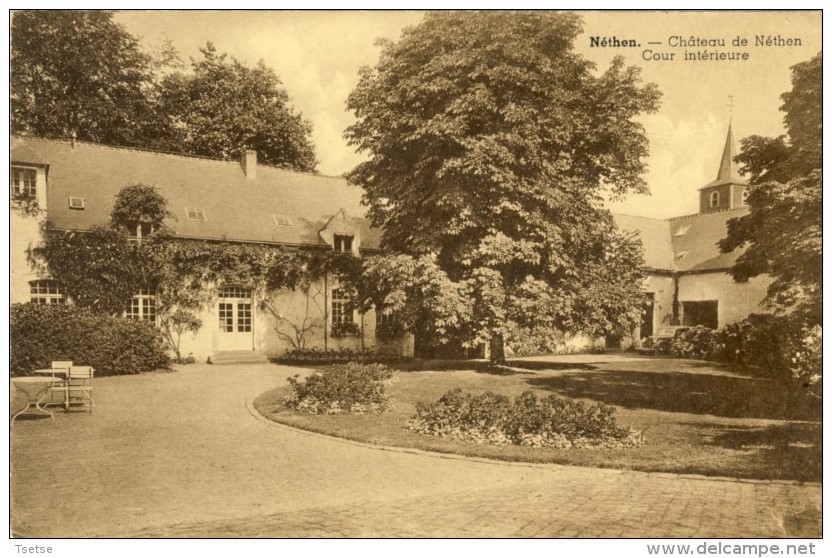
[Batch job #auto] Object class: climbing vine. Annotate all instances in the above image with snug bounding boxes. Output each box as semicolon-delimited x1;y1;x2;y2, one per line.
27;184;363;359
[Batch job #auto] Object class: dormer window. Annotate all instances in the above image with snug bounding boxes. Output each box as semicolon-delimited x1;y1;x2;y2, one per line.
272;214;293;227
710;191;720;208
674;225;691;237
128;223;154;244
186;207;207;221
10;167;36;199
334;234;353;253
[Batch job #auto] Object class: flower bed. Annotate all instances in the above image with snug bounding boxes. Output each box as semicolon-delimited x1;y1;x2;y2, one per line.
282;362;393;414
275;346;408;365
406;388;643;449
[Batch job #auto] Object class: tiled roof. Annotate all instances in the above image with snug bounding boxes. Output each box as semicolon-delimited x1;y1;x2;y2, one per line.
11;136;380;250
668;208;749;272
11;136;746;274
613;208;748;273
612;213;675;271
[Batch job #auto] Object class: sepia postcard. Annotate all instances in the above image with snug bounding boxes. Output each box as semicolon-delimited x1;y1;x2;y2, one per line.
7;7;823;551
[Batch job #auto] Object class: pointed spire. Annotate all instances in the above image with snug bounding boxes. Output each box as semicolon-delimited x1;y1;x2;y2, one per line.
715;121;740;183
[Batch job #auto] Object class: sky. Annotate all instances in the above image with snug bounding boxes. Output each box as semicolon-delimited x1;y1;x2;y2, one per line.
113;10;821;219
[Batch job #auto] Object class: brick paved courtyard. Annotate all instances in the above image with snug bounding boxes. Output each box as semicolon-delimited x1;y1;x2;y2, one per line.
10;362;821;538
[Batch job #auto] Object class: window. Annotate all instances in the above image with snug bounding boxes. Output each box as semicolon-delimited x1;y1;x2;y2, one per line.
185;207;207;221
10;167;37;199
682;300;719;330
333;234;353;253
272;214;293;227
376;307;392;328
375;306;403;339
219;286;251;299
30;280;66;305
673;224;691;237
218;287;252;333
331;288;353;325
126;288;157;322
710;191;720;208
640;293;655;340
127;223;154;244
741;189;749;205
68;196;85;210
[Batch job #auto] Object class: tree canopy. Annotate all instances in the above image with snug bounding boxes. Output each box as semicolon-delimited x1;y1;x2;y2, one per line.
11;12;318;172
11;10;153;146
720;52;822;326
150;43;318;172
346;13;659;361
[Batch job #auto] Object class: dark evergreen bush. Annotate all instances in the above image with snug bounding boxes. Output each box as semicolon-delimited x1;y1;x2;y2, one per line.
10;303;170;376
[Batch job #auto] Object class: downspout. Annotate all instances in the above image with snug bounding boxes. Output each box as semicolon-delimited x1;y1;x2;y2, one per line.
324;273;328;350
671;271;680;325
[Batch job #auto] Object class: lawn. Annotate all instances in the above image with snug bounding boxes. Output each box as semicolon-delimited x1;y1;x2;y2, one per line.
253;354;822;482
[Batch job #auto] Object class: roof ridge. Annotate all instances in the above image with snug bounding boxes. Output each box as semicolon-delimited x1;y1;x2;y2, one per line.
10;135;348;181
668;207;748;221
611;212;672;223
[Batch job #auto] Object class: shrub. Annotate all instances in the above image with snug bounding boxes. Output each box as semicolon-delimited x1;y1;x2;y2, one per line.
789;326;822;399
10;303;171;377
375;318;406;341
282;362;393;414
275;346;407;365
407;388;643;449
330;321;360;337
722;314;792;375
669;315;822;397
670;326;725;361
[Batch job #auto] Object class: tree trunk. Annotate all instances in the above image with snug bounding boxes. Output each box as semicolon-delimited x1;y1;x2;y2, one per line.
489;333;506;365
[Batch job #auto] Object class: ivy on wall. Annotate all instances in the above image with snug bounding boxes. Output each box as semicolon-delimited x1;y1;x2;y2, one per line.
27;184;362;358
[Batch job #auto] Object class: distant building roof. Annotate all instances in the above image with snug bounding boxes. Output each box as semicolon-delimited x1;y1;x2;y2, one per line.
11;136;380;249
668;208;749;272
612;213;675;271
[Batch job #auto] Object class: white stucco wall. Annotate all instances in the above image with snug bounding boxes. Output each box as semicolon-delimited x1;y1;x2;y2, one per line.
175;276;414;361
10;166;49;304
677;271;771;328
644;274;676;332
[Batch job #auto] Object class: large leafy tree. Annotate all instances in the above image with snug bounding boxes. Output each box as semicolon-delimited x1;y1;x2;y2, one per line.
12;14;317;172
11;10;154;145
720;52;822;326
151;43;318;172
346;12;659;362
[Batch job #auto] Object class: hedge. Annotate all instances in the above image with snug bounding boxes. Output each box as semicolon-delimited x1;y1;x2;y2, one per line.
275;346;408;365
10;303;171;377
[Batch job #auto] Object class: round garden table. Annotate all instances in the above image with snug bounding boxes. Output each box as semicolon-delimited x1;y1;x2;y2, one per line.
11;376;59;423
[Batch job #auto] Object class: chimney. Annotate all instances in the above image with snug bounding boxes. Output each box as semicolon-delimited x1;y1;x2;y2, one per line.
241;149;257;179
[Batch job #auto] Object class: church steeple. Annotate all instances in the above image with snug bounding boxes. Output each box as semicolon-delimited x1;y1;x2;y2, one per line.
714;121;742;184
705;122;744;188
698;119;748;214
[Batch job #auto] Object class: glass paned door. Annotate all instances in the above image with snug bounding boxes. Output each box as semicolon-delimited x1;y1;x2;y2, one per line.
217;288;253;350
